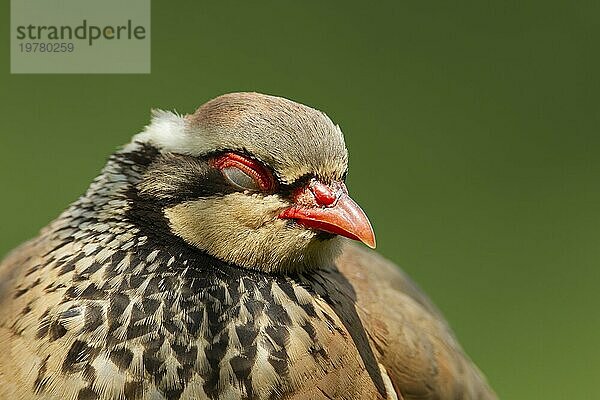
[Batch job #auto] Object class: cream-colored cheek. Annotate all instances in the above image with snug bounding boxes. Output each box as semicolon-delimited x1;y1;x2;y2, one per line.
163;193;338;272
170;193;287;231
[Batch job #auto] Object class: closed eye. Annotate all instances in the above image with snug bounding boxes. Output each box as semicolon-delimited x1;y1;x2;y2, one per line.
212;153;275;192
222;167;260;191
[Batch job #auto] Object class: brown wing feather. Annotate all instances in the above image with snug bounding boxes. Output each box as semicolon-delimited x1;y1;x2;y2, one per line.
335;243;497;400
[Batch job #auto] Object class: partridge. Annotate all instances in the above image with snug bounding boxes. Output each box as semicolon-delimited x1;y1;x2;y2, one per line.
0;93;496;400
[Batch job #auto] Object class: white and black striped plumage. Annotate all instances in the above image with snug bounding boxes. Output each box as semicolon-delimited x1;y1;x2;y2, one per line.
0;93;496;400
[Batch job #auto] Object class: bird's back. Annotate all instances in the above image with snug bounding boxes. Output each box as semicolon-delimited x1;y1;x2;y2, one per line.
334;244;497;399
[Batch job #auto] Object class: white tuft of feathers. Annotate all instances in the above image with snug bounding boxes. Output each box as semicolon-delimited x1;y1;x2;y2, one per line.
124;109;188;153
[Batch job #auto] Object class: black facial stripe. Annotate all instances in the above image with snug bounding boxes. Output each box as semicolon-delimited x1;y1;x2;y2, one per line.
159;167;238;206
134;151;239;207
125;145;341;206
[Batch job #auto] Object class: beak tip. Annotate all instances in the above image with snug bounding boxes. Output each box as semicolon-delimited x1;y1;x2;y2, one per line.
361;232;377;249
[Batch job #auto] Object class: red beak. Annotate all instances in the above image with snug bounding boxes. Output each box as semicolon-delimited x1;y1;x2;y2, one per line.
278;180;376;248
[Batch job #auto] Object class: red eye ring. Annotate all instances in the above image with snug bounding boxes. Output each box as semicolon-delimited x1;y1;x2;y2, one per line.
212;153;275;192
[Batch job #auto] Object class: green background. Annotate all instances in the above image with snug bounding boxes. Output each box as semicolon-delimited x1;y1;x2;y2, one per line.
1;2;598;398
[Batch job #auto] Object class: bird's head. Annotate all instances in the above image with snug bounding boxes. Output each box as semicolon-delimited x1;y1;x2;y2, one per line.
126;92;375;273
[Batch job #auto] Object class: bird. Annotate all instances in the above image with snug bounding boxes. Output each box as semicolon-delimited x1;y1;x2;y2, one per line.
0;92;496;400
